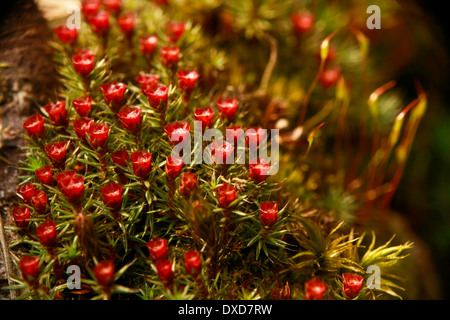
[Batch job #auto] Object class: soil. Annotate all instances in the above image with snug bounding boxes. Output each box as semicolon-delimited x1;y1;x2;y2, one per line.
0;0;58;299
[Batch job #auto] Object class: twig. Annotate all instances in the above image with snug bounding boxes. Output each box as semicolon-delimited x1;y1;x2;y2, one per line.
296;60;324;129
372;98;419;195
296;30;340;128
298;122;325;169
346;27;371;185
259;33;278;92
380;88;427;211
0;207;16;299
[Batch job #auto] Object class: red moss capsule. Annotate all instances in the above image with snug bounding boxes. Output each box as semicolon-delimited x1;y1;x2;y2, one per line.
72;49;95;78
319;68;340;88
218;183;236;208
118;13;135;36
291;12;315;34
13;206;31;228
118;105;142;133
147;238;168;262
249;159;270;183
35;165;53;186
342;273;364;299
166;21;185;42
73;96;92;117
211;140;234;165
19;256;40;285
100;82;127;109
81;0;101;17
111;150;129;167
305;278;327;300
56;170;85;203
88;11;110;36
226;126;244;147
45;141;68;166
139;35;158;55
17;184;35;204
23;114;45;139
163;121;190;145
74;117;94;140
245;127;266;147
165;155;183;180
44;101;67;126
179;172;197;197
177;69;199;97
136;73;159;90
216;97;238;122
259;201;278;227
101;181;123;210
130;151;152;178
88;123;110;149
160;46;179;66
54;25;78;45
30;189;49;214
36;219;57;247
94;260;115;287
143;83;168;108
155;259;174;284
103;0;121;14
184;250;201;277
194;106;214;130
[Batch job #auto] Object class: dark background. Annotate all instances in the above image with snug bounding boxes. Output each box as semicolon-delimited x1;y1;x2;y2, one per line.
393;0;450;299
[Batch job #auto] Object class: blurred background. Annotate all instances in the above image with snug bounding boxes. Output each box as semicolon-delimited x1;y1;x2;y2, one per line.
389;0;450;299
